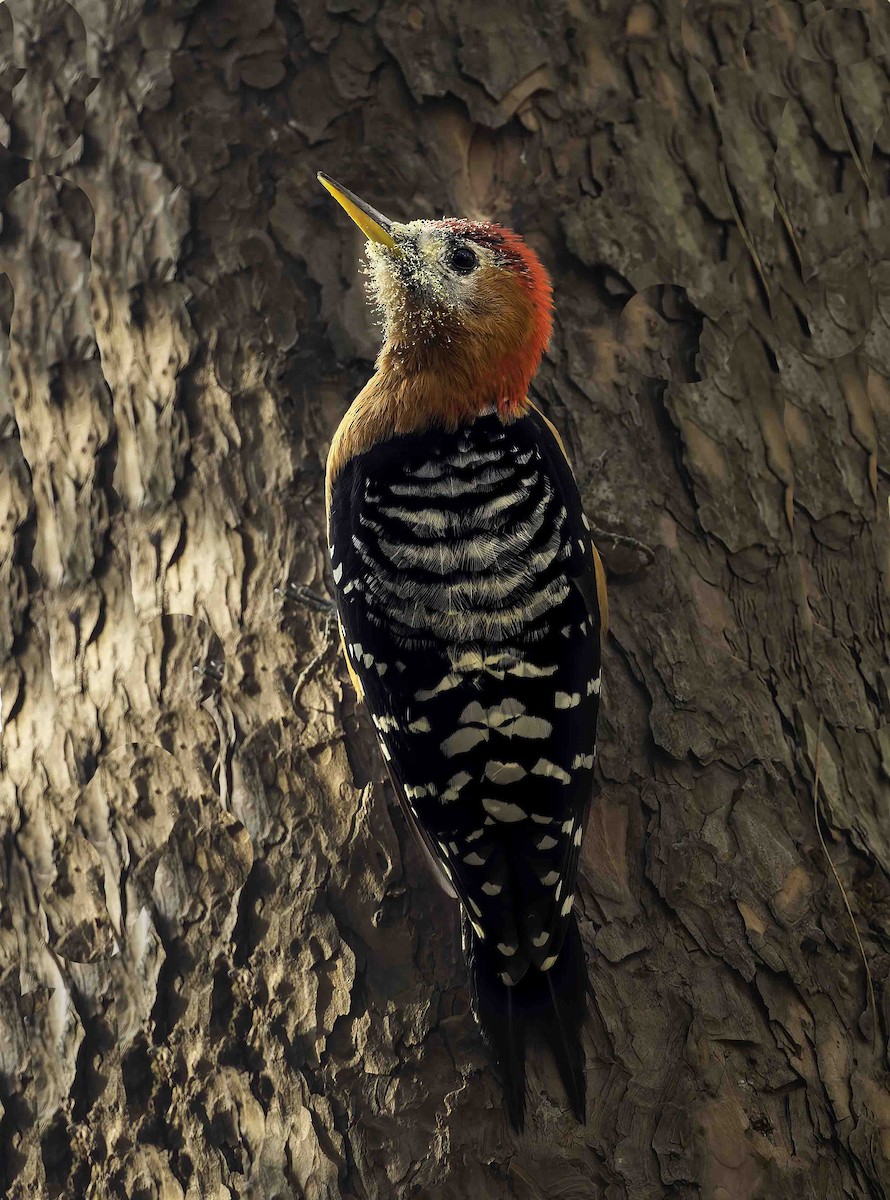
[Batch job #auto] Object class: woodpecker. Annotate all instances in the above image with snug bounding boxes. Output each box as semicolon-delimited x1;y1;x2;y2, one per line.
319;172;607;1129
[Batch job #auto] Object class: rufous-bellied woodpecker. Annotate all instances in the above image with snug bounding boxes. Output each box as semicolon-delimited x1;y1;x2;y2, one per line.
318;172;608;1130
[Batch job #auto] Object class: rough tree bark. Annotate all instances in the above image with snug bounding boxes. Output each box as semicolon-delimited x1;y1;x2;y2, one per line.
1;0;889;1196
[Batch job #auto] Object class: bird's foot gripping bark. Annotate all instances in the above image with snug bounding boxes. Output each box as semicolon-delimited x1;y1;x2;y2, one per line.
278;582;336;614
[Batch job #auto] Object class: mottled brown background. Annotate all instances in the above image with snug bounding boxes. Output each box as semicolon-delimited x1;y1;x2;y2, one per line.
1;0;889;1196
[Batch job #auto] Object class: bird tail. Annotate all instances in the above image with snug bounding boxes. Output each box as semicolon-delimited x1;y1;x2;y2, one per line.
462;913;589;1131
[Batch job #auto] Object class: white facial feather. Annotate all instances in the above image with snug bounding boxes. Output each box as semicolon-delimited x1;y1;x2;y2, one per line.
363;222;498;337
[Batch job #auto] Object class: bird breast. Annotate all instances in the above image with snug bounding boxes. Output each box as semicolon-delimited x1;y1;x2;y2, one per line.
348;422;574;645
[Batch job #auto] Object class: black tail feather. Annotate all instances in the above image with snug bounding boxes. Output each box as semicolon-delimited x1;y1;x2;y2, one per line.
543;919;588;1123
463;913;588;1130
504;983;527;1130
465;918;529;1128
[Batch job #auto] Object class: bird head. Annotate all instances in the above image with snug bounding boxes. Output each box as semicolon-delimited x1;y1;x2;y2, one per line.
319;173;553;421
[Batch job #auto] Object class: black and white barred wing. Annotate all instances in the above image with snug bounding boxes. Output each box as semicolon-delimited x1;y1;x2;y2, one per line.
328;452;464;901
509;403;606;966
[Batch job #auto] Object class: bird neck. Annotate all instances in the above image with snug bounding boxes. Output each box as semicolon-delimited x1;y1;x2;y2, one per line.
324;340;530;512
377;331;531;420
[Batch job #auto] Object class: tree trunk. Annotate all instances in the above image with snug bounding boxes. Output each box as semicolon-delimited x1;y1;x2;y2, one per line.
1;0;889;1196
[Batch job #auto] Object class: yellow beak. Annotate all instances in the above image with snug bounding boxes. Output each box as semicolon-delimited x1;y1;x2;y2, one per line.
317;172;398;251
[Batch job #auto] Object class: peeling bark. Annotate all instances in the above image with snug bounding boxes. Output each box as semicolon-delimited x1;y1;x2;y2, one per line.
1;0;889;1196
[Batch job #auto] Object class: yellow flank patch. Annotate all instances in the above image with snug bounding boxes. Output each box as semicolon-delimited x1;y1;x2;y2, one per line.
528;399;609;639
528;399;571;467
591;543;609;638
338;616;364;701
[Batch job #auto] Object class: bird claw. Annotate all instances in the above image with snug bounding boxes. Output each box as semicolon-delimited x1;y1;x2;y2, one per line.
588;527;655;577
278;582;336;614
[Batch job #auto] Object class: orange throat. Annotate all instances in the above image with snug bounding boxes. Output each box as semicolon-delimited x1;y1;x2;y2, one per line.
377;335;530;424
375;262;548;424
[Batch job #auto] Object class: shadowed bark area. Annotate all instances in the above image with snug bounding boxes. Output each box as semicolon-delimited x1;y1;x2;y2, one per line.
1;0;889;1196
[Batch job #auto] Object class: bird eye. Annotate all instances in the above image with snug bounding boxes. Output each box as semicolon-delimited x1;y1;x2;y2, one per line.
449;245;478;275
